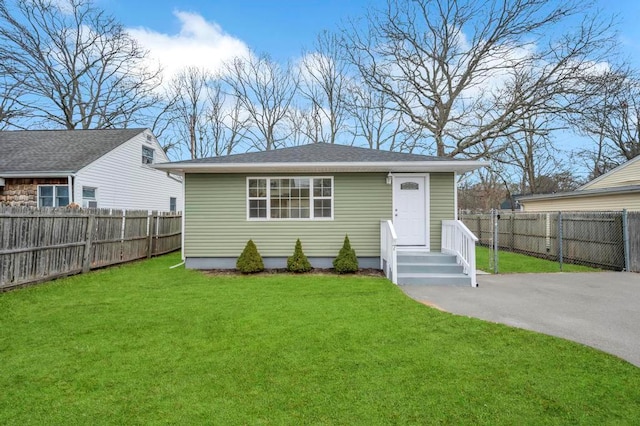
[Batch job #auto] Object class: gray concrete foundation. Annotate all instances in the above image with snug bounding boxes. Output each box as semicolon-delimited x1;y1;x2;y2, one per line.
185;256;380;270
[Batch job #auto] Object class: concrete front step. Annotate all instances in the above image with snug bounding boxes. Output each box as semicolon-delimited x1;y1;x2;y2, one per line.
397;262;464;274
396;251;471;286
397;252;458;264
397;273;472;286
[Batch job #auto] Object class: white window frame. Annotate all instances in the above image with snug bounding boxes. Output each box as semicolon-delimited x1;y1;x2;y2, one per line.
169;197;177;213
246;176;334;221
82;186;98;208
37;185;70;208
142;146;154;165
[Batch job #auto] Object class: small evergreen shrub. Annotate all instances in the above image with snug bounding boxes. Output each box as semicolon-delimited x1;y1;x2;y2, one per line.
287;239;312;273
333;235;359;274
236;239;264;274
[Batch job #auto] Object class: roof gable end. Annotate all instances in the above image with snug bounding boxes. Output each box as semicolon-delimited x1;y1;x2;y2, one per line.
580;155;640;190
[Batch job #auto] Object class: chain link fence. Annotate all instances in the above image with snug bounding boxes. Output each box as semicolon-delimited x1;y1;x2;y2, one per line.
461;210;633;272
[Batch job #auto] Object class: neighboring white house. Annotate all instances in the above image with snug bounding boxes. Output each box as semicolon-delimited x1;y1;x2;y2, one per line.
0;128;182;212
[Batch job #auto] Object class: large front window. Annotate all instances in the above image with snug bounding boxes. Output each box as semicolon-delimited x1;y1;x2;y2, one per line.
247;177;333;220
38;185;69;207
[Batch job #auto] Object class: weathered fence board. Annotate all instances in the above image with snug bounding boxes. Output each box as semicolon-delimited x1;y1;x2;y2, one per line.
628;212;640;272
0;206;182;290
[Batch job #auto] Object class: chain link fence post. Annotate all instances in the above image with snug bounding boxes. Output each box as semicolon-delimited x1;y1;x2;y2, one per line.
558;211;563;271
623;209;630;271
493;209;499;274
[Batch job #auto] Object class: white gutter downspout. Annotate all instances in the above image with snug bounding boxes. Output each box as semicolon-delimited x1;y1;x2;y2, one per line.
181;174;185;262
67;175;74;204
454;171;458;220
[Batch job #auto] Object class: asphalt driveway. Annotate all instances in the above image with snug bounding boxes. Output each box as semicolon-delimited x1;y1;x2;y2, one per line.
401;272;640;367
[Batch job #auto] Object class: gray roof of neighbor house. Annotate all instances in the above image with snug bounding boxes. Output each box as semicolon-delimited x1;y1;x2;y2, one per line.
517;184;640;202
155;142;488;174
0;128;147;175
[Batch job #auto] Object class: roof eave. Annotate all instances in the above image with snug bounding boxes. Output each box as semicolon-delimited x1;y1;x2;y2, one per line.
153;160;489;174
518;186;640;202
0;171;76;178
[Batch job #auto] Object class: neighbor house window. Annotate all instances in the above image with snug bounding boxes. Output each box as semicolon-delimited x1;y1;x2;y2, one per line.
247;177;333;220
142;146;154;164
38;185;69;207
82;187;97;208
170;197;177;213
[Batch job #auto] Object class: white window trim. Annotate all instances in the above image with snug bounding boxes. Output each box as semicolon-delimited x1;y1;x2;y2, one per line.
82;186;98;208
142;146;154;165
37;184;70;208
246;176;334;221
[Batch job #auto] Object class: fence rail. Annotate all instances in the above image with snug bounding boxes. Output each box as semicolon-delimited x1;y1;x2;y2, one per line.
0;206;182;290
461;210;638;272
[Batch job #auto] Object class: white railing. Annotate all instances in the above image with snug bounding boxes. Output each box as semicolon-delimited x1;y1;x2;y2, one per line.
380;220;398;284
442;220;479;287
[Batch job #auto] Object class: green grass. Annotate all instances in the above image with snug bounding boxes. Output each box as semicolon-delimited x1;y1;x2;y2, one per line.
476;246;601;273
1;254;638;425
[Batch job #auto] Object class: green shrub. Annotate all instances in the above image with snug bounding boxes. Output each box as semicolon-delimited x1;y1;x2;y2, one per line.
287;239;312;273
236;239;264;274
333;235;359;274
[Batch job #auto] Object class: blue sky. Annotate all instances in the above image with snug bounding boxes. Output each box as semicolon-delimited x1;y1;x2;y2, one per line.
97;0;640;174
108;0;374;63
103;0;640;69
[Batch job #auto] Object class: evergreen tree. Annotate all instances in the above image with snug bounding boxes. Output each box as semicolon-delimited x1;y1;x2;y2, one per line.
236;239;264;273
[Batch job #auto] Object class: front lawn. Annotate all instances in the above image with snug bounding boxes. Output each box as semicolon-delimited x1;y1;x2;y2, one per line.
1;253;638;424
476;246;600;273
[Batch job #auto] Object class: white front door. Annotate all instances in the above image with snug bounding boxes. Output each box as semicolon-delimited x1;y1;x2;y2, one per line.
393;176;428;247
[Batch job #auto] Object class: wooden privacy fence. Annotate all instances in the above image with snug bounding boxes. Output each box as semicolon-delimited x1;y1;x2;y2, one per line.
0;206;182;290
461;211;638;271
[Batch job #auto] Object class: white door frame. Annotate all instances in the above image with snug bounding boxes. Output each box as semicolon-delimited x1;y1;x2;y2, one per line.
392;173;430;249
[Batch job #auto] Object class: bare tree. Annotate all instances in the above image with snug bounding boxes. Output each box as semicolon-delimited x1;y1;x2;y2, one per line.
346;82;422;152
342;0;615;158
299;31;349;144
204;80;250;156
223;55;298;151
0;73;27;129
161;68;252;159
458;168;509;212
569;68;640;178
493;116;567;194
166;67;212;159
0;0;162;129
285;105;322;146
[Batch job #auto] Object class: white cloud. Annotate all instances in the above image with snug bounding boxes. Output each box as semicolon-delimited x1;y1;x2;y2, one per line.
127;11;252;82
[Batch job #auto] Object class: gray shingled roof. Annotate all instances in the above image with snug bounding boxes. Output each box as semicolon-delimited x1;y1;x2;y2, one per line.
167;142;449;165
517;184;640;201
0;128;146;173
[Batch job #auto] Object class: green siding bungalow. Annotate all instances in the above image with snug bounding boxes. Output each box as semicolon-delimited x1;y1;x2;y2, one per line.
155;143;486;277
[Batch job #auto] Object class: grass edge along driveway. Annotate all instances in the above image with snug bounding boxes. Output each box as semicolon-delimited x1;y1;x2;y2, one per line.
1;253;638;425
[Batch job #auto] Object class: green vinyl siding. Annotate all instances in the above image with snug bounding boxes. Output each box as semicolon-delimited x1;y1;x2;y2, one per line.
430;173;456;250
184;173;392;257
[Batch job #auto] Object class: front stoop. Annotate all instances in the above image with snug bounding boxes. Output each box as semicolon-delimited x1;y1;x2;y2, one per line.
396;251;472;286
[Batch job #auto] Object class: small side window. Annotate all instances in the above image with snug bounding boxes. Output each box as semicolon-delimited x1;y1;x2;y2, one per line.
142;146;154;164
82;187;98;208
170;197;177;213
